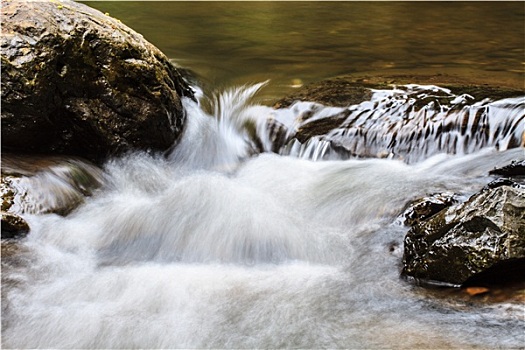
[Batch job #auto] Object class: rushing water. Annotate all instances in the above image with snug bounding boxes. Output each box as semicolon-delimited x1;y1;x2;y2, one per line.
3;1;525;349
2;83;524;348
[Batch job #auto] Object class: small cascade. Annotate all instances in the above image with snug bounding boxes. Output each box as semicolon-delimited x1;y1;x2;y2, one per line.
1;155;105;216
167;82;268;172
253;85;525;163
2;82;524;350
165;83;524;167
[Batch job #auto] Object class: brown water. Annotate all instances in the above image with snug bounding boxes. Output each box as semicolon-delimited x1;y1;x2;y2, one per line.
83;1;524;100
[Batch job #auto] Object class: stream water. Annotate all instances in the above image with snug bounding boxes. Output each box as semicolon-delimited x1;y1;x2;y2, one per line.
2;83;524;348
83;1;525;100
2;2;525;349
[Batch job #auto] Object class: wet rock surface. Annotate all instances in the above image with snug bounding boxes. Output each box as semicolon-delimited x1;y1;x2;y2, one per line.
402;185;525;286
1;0;194;162
489;160;525;178
402;193;459;227
1;212;29;239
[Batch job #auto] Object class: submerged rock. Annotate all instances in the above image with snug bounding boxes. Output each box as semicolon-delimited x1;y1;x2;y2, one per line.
402;185;525;286
274;75;525;108
1;0;194;162
274;79;376;108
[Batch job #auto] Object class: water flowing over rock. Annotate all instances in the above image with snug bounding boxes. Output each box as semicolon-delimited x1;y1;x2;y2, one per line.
2;79;525;349
266;78;524;163
402;185;525;286
1;0;195;162
1;154;105;238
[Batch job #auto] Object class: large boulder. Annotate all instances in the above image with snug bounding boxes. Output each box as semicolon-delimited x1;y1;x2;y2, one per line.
402;185;525;286
1;0;194;162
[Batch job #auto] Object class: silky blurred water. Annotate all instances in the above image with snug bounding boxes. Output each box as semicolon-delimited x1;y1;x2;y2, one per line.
2;2;525;349
2;84;524;348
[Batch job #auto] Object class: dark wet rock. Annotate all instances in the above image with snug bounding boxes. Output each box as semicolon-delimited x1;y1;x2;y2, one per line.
294;110;350;144
1;212;29;239
402;185;525;286
403;193;458;227
274;75;524;108
1;0;194;162
1;154;105;233
489;160;525;177
462;258;525;288
482;178;523;191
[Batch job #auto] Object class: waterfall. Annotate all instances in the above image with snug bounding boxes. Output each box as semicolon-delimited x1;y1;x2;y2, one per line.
2;83;524;349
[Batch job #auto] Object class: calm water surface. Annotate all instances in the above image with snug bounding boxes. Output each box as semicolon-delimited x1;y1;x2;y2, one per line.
83;1;524;100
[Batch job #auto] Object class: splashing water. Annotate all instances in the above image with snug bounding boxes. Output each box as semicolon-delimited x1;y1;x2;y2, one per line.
167;82;268;172
260;85;524;162
2;83;524;349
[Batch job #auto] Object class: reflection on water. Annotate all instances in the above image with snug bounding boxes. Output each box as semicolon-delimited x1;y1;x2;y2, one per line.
83;1;524;100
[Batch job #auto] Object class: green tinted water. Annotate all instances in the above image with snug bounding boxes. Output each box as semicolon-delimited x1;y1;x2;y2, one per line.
83;1;525;99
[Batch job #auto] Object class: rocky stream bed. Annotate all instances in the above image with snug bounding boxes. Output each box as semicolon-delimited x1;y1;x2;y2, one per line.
1;1;524;348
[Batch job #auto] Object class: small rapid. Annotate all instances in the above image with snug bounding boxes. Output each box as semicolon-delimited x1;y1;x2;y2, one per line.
260;85;524;162
2;83;524;349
